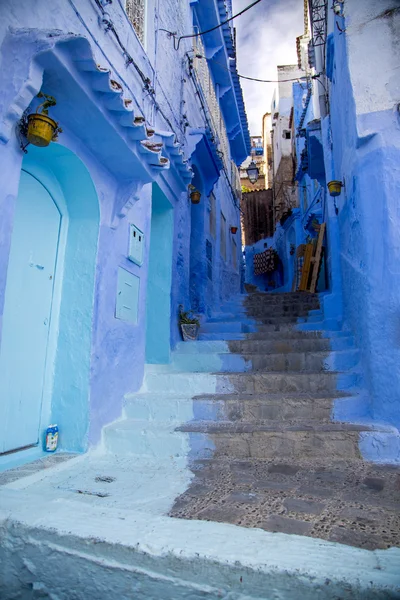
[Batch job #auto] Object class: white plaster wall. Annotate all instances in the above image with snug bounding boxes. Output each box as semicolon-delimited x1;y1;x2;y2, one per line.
346;0;400;115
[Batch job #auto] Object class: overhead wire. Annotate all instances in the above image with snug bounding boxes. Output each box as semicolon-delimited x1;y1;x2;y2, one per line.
160;0;263;50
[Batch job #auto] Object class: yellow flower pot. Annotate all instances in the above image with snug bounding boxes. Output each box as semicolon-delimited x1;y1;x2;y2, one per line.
190;190;201;204
27;113;57;147
327;180;343;197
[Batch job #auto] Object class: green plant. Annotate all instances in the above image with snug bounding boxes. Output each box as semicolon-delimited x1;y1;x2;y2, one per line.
178;306;200;326
36;92;57;115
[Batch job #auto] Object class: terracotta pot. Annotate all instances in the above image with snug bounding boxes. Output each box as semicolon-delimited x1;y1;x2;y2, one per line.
230;226;238;234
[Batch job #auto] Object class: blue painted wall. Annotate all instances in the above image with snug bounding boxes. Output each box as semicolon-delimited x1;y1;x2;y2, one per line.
0;0;248;459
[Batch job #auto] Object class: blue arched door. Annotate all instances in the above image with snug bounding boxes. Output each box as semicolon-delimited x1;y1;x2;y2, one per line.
0;170;61;454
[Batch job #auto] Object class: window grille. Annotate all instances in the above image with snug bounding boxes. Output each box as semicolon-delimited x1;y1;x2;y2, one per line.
125;0;145;44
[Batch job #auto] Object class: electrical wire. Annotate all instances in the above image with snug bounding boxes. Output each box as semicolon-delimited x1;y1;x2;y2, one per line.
196;54;309;84
160;0;263;50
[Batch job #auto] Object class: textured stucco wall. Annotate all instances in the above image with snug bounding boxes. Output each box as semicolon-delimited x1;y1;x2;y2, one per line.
328;0;400;428
0;0;244;457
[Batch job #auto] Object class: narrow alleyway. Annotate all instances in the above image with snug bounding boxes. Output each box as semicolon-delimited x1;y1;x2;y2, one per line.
1;292;400;597
169;292;400;550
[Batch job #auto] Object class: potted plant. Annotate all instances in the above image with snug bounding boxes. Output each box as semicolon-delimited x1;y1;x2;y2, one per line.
189;184;201;204
327;180;343;197
26;92;62;147
179;305;200;341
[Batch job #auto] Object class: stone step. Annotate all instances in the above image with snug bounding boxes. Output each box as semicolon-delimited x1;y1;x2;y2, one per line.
206;311;315;323
175;336;355;355
176;421;374;460
190;392;339;423
123;391;349;423
142;370;357;395
213;307;321;319
167;349;359;374
103;418;372;461
103;419;187;459
199;329;351;341
201;318;321;334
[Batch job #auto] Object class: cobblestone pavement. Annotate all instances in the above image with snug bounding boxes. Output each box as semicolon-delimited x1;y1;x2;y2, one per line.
170;457;400;550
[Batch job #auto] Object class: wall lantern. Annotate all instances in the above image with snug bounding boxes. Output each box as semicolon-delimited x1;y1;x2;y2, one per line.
230;226;238;234
327;180;343;197
246;160;259;184
25;92;62;148
189;185;201;204
332;0;344;15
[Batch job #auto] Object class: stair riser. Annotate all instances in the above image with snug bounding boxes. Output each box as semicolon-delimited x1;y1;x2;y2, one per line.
169;350;358;373
227;338;354;353
103;425;189;458
207;310;319;322
191;398;333;422
144;372;356;395
199;330;350;341
176;337;354;354
187;431;361;460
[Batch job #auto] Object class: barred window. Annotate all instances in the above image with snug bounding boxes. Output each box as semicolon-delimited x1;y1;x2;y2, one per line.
125;0;145;44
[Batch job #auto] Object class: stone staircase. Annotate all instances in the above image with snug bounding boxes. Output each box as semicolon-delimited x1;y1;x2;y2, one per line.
103;291;400;550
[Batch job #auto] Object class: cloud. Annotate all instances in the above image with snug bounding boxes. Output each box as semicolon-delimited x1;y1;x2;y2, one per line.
232;0;304;135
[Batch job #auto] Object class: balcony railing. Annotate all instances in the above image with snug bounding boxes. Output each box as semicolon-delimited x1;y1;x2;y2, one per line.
193;37;231;176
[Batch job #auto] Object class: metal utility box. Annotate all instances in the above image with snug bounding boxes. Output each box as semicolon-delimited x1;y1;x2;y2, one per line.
115;267;140;324
128;223;144;266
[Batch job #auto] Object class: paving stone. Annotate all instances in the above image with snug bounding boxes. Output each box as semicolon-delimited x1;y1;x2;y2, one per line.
259;515;313;536
256;480;295;492
196;504;244;524
339;506;380;525
363;476;385;492
283;498;325;515
268;463;299;476
328;526;387;550
225;492;262;504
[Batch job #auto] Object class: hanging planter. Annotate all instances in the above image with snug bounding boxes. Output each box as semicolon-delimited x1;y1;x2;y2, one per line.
189;185;201;204
230;226;238;234
25;92;62;148
327;180;343;197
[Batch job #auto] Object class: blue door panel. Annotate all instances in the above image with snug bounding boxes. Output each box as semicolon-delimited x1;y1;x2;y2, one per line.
0;171;60;453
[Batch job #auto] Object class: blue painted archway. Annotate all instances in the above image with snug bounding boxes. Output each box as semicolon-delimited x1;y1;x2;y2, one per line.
0;143;99;455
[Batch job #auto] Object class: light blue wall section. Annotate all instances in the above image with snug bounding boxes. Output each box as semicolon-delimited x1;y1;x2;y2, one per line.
146;184;173;364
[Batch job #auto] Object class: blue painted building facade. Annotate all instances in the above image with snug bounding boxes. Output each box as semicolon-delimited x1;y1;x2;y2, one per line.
0;0;249;466
245;0;400;450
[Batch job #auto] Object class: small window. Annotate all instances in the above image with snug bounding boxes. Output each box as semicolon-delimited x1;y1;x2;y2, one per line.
125;0;146;44
220;212;226;261
283;130;291;140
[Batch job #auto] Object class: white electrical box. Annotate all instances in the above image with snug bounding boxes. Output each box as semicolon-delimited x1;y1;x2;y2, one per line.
128;223;144;266
115;267;140;324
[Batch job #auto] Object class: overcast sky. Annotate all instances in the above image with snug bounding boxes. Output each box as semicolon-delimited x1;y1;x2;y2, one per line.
232;0;304;136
